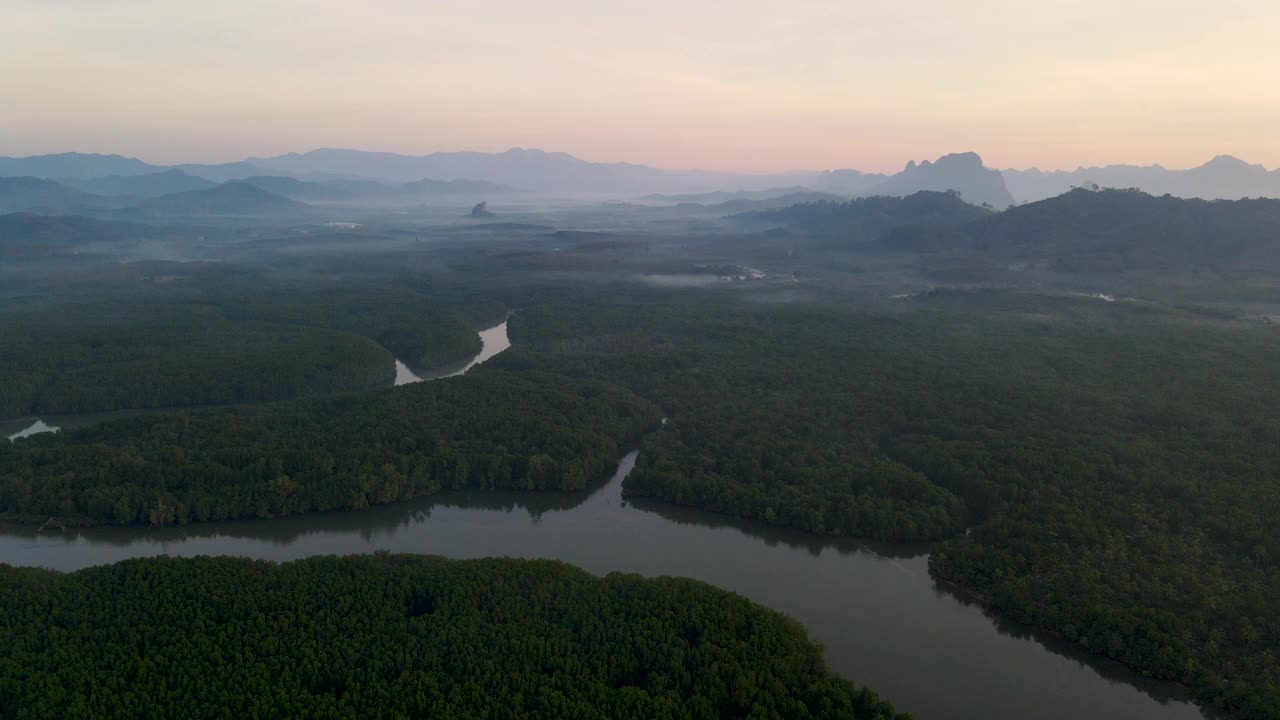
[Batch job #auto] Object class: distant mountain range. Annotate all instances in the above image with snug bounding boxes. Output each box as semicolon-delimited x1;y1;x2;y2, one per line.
132;181;307;217
0;172;518;218
246;147;742;191
1002;155;1280;202
0;153;157;180
238;175;511;203
1;148;1278;204
809;154;1280;204
0;176;311;218
239;175;354;202
811;169;888;195
247;149;1022;203
640;187;824;204
807;153;1018;208
0;151;524;196
0;148;847;196
867;153;1015;209
68;170;217;198
879;187;1280;276
738;190;994;241
0;177;102;213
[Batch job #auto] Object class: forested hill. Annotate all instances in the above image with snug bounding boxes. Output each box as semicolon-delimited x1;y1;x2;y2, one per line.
738;191;992;242
134;181;307;216
0;177;101;213
69;169;217;198
0;554;910;720
881;188;1280;273
0;213;161;256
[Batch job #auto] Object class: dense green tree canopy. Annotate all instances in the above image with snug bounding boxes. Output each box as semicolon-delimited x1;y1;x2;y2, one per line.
0;283;495;419
0;554;911;720
5;182;1280;720
740;190;993;243
0;370;660;526
494;287;1280;719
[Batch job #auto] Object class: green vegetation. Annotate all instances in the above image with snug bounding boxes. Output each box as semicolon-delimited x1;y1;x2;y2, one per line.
0;285;494;419
740;190;992;242
882;189;1280;299
6;183;1280;718
0;370;658;525
220;287;501;373
500;292;969;541
1;319;393;418
0;212;162;256
494;287;1280;718
0;554;909;720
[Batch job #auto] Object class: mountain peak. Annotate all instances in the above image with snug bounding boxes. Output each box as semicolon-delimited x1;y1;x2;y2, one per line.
870;152;1013;208
0;152;158;180
934;151;986;169
1197;154;1264;172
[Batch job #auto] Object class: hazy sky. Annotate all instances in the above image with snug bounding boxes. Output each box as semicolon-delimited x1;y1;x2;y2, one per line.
3;0;1278;173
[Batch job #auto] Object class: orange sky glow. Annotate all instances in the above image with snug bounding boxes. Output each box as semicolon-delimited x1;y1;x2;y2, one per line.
3;0;1278;173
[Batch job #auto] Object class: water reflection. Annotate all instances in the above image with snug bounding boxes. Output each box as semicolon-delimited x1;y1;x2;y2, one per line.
395;320;511;384
0;450;1208;720
623;494;930;561
23;477;605;549
930;580;1206;711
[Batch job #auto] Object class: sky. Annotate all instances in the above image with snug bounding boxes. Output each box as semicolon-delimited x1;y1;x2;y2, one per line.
3;0;1279;173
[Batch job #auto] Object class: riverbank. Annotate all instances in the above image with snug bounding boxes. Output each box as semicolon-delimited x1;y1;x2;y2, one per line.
0;448;1207;720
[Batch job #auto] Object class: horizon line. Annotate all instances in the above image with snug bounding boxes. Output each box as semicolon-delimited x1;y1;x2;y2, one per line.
0;147;1273;177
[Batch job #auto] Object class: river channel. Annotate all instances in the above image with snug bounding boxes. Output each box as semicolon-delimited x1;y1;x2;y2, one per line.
0;319;1208;720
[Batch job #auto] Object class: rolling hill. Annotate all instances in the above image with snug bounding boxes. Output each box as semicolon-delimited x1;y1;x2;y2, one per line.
135;181;308;216
0;177;103;213
398;177;512;195
881;187;1280;275
69;169;216;198
738;190;994;242
249;147;761;192
240;175;355;202
1003;155;1280;203
0;153;156;180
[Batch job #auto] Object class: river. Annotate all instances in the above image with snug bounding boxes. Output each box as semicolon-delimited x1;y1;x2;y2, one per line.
3;320;514;441
0;320;1209;720
394;320;513;385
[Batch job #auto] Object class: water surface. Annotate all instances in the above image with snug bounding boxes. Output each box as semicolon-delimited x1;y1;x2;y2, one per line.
4;419;57;441
0;317;1209;719
5;319;512;439
394;320;512;384
0;451;1206;720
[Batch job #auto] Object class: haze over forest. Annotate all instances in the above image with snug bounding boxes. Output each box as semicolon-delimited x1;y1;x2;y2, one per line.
4;2;1280;720
4;147;1280;211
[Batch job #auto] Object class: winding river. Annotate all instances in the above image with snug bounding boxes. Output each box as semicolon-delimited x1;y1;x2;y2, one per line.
3;321;514;441
0;319;1208;719
394;321;512;385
